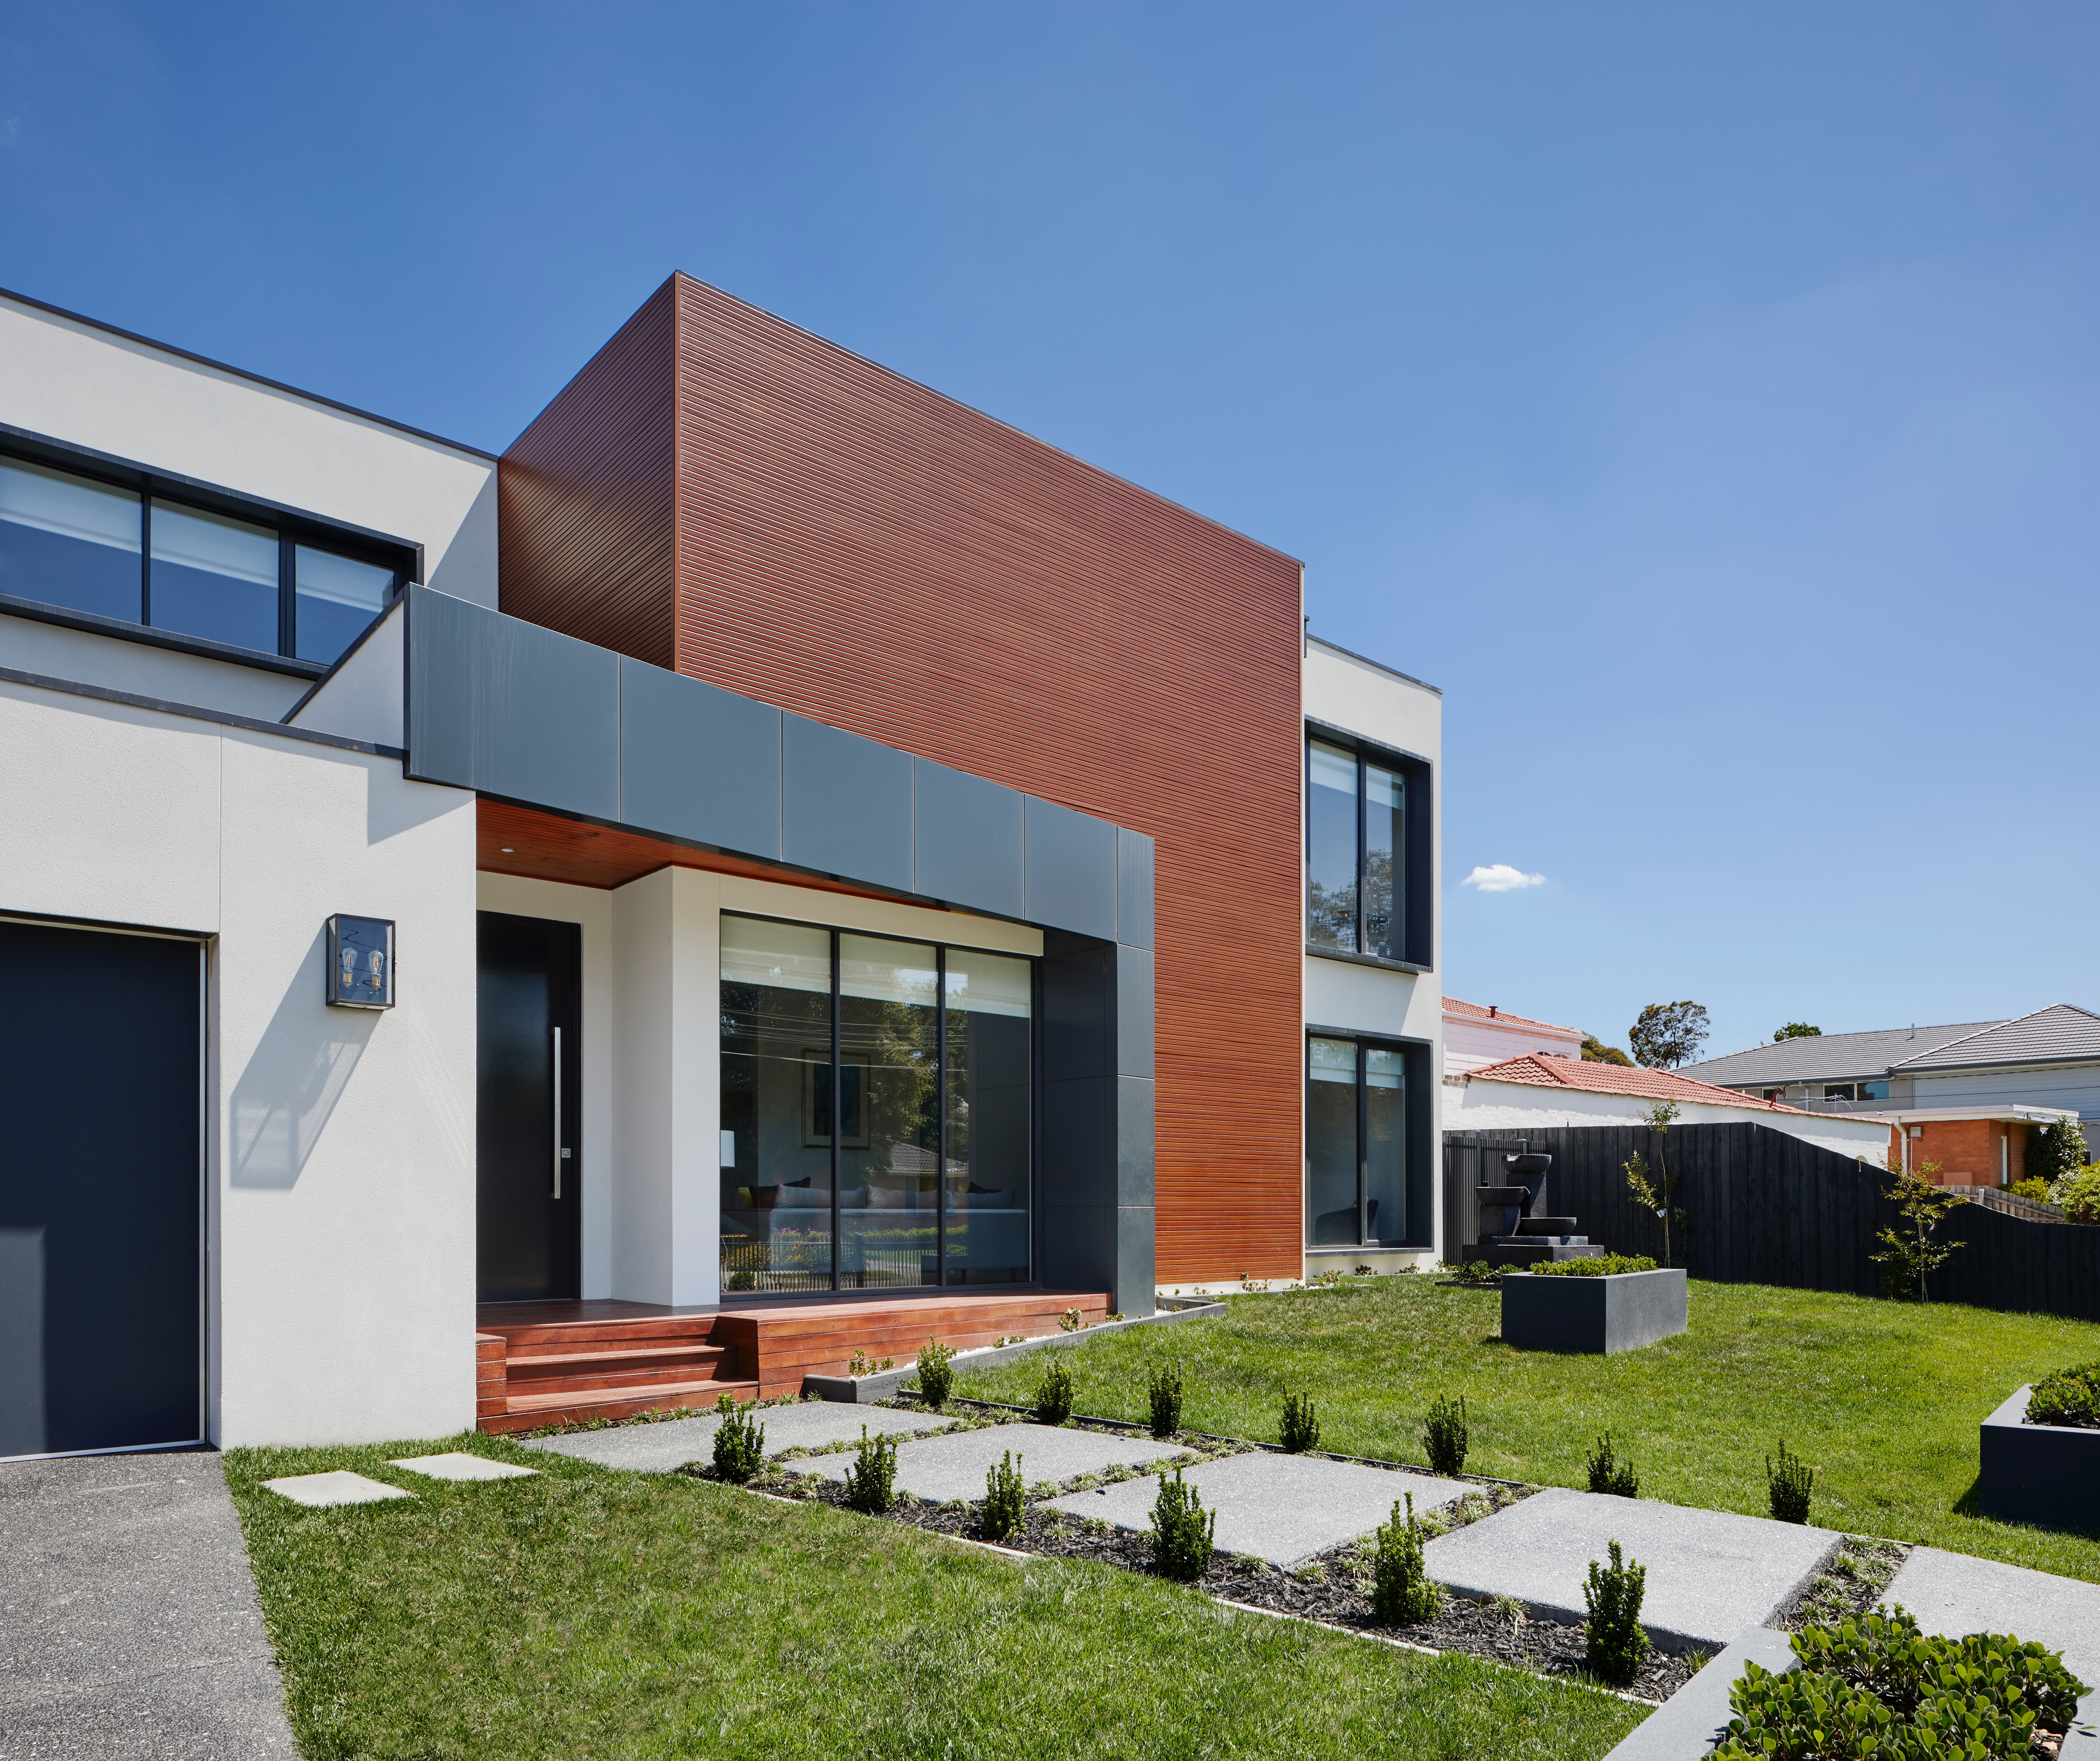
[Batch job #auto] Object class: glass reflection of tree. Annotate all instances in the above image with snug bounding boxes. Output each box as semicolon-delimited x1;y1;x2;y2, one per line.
1362;847;1394;952
1307;876;1356;946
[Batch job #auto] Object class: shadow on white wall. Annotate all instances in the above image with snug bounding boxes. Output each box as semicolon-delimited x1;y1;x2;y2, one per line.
230;928;377;1188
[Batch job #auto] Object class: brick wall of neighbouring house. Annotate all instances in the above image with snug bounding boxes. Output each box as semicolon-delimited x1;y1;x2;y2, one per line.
1910;1119;2019;1186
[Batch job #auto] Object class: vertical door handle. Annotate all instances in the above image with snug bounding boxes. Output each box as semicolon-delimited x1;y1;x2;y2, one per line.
552;1025;563;1200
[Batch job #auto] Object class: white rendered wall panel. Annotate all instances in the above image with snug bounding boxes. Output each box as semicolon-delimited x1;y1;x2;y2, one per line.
1449;1079;1894;1161
0;614;310;721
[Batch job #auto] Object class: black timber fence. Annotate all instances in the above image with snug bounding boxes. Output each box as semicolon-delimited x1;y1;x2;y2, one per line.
1441;1123;2100;1324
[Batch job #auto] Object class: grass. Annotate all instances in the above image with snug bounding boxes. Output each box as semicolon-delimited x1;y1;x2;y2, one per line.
956;1277;2100;1584
224;1435;1642;1761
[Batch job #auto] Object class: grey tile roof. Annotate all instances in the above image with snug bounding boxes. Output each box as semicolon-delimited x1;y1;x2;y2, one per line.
1890;1004;2100;1072
1680;1021;2001;1088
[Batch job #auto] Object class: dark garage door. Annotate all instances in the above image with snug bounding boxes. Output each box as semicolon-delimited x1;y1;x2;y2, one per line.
0;919;202;1458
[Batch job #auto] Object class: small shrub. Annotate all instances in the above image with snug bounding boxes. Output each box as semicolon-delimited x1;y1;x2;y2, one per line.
1586;1431;1638;1498
2029;1114;2092;1186
914;1338;956;1409
1423;1393;1468;1476
2008;1176;2053;1204
1531;1252;1659;1277
710;1395;766;1483
2027;1361;2100;1429
1490;1592;1527;1631
1058;1307;1085;1333
1583;1539;1648;1686
1280;1390;1320;1453
982;1448;1025;1541
847;1349;895;1377
1766;1438;1814;1523
1368;1492;1444;1623
1148;1467;1216;1582
843;1426;899;1513
1147;1363;1185;1439
1034;1358;1076;1425
1451;1259;1503;1285
2053;1167;2100;1227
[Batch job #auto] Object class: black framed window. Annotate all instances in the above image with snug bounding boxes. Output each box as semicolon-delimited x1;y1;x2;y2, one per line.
0;447;402;668
1307;1035;1410;1247
1306;728;1430;965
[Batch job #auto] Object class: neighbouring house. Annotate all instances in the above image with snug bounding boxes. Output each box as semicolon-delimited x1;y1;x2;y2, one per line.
0;274;1443;1458
1444;1054;1895;1161
1441;997;1583;1077
1685;1005;2099;1162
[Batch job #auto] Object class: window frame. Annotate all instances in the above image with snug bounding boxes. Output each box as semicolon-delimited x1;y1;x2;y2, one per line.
0;422;420;674
1302;1027;1435;1252
1303;718;1434;971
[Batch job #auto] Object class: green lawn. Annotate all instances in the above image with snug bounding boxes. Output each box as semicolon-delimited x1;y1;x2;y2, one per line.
956;1278;2100;1583
225;1436;1642;1761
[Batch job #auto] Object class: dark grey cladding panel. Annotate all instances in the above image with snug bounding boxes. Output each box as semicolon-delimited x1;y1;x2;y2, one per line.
1023;796;1118;941
618;657;782;859
1117;829;1155;951
1038;1204;1112;1294
1040;933;1115;1083
1117;1077;1155;1208
780;714;914;893
405;586;617;818
1042;1076;1114;1208
1115;1206;1156;1315
1115;946;1154;1080
914;757;1023;918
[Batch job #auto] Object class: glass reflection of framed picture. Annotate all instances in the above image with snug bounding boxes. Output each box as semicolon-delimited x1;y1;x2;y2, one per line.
802;1053;869;1148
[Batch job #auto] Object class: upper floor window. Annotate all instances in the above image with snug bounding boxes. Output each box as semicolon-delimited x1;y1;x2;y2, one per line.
1307;736;1406;960
0;451;399;668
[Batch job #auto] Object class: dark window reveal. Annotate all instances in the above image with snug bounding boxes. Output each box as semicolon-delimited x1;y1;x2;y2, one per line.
1306;736;1409;961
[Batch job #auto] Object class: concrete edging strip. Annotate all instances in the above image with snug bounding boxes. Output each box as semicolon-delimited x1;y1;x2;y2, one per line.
1599;1626;1795;1760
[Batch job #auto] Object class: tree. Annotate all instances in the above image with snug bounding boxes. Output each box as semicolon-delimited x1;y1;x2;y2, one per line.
1582;1033;1634;1067
1622;1100;1686;1266
1870;1159;1965;1302
2027;1114;2091;1186
1773;1022;1821;1042
1629;1001;1710;1069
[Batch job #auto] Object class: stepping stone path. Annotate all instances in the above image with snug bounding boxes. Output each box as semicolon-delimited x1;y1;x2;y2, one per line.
389;1452;537;1482
524;1401;958;1472
1042;1452;1472;1567
780;1421;1193;1503
1422;1486;1838;1650
261;1470;414;1508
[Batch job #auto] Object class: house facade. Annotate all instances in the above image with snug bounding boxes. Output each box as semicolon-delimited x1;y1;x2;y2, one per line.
1440;998;1582;1078
0;275;1442;1458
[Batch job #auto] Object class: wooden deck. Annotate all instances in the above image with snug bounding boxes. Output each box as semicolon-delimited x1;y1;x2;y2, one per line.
474;1288;1110;1431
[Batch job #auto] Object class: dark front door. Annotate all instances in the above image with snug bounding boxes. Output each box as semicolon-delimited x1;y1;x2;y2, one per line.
477;912;581;1303
0;919;202;1458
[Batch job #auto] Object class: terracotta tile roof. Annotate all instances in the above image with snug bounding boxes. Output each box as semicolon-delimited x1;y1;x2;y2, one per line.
1442;996;1580;1036
1464;1053;1820;1115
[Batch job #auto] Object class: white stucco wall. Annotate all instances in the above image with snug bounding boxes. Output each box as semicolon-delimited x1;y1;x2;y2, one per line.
287;601;405;750
0;611;311;720
0;293;498;609
1447;1078;1894;1161
0;677;478;1447
1443;1011;1584;1076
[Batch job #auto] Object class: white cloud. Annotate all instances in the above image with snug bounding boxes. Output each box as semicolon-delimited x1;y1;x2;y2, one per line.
1463;864;1546;893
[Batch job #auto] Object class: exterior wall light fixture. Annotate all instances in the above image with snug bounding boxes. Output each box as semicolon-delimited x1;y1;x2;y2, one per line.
326;915;396;1009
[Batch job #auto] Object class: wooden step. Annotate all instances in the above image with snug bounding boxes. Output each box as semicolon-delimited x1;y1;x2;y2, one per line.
477;1377;760;1436
505;1344;734;1395
485;1318;719;1354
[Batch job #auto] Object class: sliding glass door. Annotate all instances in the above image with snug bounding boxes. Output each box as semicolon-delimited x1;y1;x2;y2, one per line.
720;914;1033;1294
1305;1035;1411;1247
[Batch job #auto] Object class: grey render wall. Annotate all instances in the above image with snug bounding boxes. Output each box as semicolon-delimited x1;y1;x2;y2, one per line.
403;585;1159;1311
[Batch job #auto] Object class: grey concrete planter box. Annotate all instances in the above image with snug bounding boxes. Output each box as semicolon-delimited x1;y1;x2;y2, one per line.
1501;1267;1687;1355
1978;1385;2100;1533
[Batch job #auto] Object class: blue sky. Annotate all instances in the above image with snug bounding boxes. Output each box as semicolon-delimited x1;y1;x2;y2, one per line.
4;3;2094;1062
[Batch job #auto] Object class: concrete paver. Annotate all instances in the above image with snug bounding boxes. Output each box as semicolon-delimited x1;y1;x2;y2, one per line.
388;1452;536;1482
260;1470;413;1508
0;1450;297;1760
523;1401;959;1473
782;1422;1192;1502
1421;1487;1838;1650
1041;1451;1472;1566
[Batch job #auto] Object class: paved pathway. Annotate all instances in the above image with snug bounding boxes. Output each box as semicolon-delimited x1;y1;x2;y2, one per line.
0;1450;295;1761
524;1401;958;1472
780;1422;1192;1502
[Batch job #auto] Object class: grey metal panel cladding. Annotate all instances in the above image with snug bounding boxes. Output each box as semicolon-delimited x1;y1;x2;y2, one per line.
914;758;1023;918
1043;1076;1114;1207
1115;1206;1156;1313
780;714;913;892
618;658;782;858
1116;828;1155;951
407;587;617;818
1115;946;1154;1080
1040;934;1115;1083
1117;1077;1155;1207
1024;796;1118;940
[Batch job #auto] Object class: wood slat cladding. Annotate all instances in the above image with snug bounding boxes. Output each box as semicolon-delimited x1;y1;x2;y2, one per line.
499;282;678;668
500;272;1306;1282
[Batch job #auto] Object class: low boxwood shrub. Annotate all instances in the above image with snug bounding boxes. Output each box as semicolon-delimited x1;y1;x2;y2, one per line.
1586;1431;1638;1498
1147;1363;1184;1440
1369;1492;1444;1624
1583;1539;1648;1686
914;1338;956;1410
1149;1466;1216;1582
844;1426;899;1513
982;1448;1024;1541
1767;1437;1814;1524
1716;1606;2090;1758
711;1395;766;1483
2008;1176;2053;1203
1280;1390;1320;1453
1423;1393;1468;1476
1034;1358;1076;1425
1532;1253;1659;1277
2027;1361;2100;1429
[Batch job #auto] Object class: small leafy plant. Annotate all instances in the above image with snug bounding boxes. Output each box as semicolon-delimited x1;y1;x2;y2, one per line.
1532;1252;1658;1277
1034;1358;1076;1425
1766;1438;1815;1523
844;1425;899;1513
1871;1160;1966;1301
710;1395;766;1483
2007;1176;2052;1204
1148;1466;1216;1582
2026;1361;2100;1429
1280;1390;1320;1453
913;1338;956;1409
1147;1363;1184;1439
1583;1539;1648;1686
2054;1167;2100;1226
1586;1431;1638;1498
1451;1259;1503;1285
1423;1394;1469;1476
982;1448;1025;1541
1059;1307;1085;1333
1368;1492;1443;1623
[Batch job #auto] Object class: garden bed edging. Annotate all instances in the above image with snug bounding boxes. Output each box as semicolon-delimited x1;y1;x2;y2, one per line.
1978;1384;2100;1534
1500;1267;1687;1355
